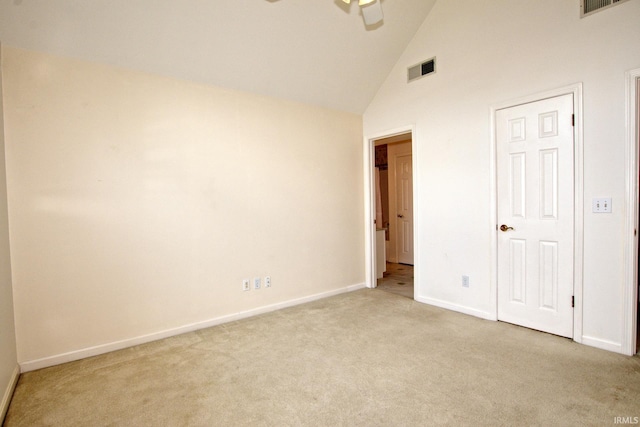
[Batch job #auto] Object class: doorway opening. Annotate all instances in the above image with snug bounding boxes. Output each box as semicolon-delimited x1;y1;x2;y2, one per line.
625;69;640;356
377;262;414;299
637;76;640;354
367;130;415;299
634;75;640;354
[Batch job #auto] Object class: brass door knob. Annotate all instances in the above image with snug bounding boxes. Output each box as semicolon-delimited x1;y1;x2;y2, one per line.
500;224;514;232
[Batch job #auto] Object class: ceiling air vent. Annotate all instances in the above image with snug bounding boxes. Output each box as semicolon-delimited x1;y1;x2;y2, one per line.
407;57;436;83
581;0;629;17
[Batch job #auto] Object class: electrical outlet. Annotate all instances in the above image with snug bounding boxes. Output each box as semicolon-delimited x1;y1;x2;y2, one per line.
265;276;271;288
462;275;470;288
242;279;250;291
254;277;261;290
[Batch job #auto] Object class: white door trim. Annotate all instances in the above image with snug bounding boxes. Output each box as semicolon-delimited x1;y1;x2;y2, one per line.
490;83;584;342
623;68;640;356
363;125;416;292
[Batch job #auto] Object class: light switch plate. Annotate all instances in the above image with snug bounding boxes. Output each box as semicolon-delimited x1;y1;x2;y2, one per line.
592;198;612;213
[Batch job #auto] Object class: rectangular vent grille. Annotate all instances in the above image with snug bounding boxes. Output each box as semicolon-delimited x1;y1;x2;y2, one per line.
581;0;628;17
408;57;436;83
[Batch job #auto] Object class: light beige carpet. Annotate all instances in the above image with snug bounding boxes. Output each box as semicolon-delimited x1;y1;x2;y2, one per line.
4;289;640;426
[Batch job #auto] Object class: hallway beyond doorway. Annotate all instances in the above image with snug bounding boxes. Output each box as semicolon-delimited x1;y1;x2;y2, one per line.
377;262;413;299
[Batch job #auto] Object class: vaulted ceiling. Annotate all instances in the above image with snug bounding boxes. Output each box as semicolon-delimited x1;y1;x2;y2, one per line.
0;0;437;114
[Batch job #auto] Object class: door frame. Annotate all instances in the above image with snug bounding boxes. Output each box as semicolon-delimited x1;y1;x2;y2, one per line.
623;68;640;356
364;125;417;291
490;83;584;342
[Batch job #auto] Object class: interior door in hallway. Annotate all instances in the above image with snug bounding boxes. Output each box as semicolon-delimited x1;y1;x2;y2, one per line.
396;154;413;265
497;93;574;338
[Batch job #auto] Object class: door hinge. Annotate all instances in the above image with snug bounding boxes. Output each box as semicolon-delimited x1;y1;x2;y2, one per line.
571;114;575;127
571;296;575;308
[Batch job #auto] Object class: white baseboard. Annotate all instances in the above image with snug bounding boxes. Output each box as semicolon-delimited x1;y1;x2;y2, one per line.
415;295;497;321
1;365;19;423
20;283;366;373
581;335;624;354
415;296;631;355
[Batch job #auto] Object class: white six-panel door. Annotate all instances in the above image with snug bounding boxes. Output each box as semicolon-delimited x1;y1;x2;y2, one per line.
497;94;574;338
396;154;414;265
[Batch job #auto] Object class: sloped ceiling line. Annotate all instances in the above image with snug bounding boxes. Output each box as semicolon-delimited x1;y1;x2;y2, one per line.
0;0;437;113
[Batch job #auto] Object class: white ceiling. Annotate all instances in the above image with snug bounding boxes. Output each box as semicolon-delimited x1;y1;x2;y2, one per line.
0;0;437;114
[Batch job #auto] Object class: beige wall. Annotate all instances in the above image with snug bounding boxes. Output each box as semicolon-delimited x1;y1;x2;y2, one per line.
364;0;640;352
0;45;18;419
2;46;365;366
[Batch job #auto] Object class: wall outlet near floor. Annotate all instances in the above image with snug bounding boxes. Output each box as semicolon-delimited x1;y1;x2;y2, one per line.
265;276;271;288
242;279;250;291
253;277;261;290
462;275;470;288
